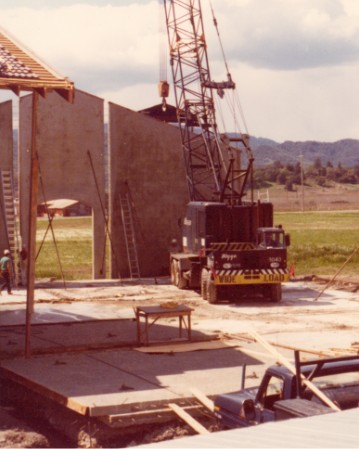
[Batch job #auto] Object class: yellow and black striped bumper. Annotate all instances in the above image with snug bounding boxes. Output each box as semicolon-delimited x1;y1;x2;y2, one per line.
214;268;290;285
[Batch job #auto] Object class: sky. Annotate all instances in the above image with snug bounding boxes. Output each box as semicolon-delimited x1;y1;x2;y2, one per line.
0;0;358;143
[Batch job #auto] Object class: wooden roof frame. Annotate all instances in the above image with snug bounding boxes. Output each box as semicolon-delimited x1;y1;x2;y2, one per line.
0;26;74;102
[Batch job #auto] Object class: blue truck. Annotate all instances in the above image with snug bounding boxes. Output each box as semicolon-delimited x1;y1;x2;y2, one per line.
214;353;359;428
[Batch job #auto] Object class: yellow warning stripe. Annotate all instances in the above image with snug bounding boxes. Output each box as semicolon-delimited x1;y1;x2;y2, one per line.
209;242;256;251
214;272;290;285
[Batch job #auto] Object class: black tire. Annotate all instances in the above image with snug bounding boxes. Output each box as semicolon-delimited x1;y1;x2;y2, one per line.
270;284;282;302
200;269;209;301
174;260;187;290
207;279;219;304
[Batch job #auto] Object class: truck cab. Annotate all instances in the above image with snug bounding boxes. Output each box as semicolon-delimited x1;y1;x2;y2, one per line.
257;227;290;249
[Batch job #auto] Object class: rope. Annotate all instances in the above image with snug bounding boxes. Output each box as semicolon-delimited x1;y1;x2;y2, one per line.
87;150;121;279
209;1;249;136
36;152;67;289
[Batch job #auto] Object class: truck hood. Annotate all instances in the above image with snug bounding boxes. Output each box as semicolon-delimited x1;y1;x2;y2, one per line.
214;387;258;415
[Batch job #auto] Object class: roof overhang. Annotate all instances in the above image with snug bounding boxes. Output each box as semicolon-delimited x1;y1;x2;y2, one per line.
0;26;74;102
40;199;79;210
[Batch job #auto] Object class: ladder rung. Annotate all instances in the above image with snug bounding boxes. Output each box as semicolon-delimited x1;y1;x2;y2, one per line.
120;190;140;279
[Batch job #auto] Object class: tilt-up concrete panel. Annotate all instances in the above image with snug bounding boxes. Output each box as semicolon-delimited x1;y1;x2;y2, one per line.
0;100;14;253
109;103;188;278
19;90;106;279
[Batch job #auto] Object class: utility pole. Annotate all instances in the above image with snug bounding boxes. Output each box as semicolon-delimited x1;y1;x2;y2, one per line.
300;154;304;212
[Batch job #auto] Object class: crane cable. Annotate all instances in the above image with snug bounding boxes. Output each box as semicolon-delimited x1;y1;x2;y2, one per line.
209;0;250;136
209;0;230;80
159;0;167;83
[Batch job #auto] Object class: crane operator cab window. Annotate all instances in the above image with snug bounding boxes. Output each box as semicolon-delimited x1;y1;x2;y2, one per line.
258;229;285;249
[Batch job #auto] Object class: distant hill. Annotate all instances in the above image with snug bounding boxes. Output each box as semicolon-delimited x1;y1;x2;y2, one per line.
249;137;359;168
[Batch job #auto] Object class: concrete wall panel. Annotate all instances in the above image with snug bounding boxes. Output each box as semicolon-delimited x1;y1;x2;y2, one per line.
109;103;188;278
19;90;106;278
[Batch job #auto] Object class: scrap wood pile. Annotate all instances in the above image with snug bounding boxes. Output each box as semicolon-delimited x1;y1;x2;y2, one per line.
220;331;359;358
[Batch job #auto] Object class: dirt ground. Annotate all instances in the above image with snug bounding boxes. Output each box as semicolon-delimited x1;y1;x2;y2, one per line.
1;275;359;448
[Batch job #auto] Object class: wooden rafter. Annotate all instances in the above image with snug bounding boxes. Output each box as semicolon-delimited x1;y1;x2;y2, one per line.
0;26;74;102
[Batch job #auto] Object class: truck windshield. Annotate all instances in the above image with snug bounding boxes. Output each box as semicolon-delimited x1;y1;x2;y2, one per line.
260;231;285;248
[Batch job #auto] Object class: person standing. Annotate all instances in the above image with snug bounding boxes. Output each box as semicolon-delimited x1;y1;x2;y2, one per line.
0;249;12;295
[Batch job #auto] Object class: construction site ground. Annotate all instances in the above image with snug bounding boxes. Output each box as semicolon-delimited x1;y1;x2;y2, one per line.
0;276;359;447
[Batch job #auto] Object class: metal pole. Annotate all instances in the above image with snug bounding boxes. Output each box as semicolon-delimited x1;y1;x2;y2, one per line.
300;154;304;212
25;92;39;358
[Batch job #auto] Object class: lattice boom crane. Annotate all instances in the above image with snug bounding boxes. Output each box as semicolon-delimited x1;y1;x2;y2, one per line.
163;0;291;303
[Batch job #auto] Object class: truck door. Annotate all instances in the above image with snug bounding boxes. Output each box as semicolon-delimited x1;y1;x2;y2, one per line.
257;374;285;422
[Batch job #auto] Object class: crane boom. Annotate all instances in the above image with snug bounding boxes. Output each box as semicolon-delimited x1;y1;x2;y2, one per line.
163;0;252;203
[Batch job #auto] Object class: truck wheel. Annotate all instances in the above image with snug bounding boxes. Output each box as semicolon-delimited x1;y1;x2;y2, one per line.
271;284;282;302
207;279;219;304
174;260;187;290
200;269;209;301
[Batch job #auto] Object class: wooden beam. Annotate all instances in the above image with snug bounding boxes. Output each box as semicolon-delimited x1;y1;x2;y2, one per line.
314;246;359;301
25;91;39;358
168;403;209;435
190;388;214;412
250;331;340;412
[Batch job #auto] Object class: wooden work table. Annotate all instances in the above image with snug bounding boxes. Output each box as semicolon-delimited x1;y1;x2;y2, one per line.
135;304;193;346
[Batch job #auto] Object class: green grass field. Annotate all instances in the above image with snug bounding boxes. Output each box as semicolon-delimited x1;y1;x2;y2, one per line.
36;217;93;280
275;211;359;277
35;212;359;280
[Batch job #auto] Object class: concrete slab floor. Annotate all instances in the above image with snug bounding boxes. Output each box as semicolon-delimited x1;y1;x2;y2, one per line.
1;343;267;417
0;277;358;436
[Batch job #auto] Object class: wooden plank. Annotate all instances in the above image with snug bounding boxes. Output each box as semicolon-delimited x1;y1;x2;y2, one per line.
135;340;236;353
99;404;204;428
169;403;209;435
190;388;214;412
250;331;341;412
239;347;276;360
229;332;338;358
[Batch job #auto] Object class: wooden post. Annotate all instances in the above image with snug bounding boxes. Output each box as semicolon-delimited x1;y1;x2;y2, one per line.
25;92;39;358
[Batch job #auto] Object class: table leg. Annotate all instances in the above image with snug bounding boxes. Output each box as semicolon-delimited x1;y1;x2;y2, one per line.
136;308;141;345
188;313;191;341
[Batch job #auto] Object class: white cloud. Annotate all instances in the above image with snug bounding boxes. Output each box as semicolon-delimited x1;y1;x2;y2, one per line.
209;0;359;70
1;3;160;89
234;61;359;142
0;0;358;142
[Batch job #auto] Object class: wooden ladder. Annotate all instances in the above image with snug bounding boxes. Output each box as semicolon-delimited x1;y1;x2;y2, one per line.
1;170;21;284
119;184;141;280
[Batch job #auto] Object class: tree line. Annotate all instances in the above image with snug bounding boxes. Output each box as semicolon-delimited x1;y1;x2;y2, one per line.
253;158;359;191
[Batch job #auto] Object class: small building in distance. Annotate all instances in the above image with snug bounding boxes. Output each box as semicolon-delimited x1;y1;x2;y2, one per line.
37;199;91;217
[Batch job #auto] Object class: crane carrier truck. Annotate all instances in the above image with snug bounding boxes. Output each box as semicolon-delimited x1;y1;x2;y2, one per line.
162;0;290;303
